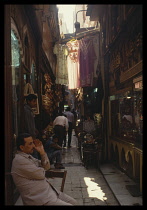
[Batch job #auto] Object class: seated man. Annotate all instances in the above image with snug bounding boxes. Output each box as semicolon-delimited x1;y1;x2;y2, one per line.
11;133;77;206
83;115;96;135
44;135;65;169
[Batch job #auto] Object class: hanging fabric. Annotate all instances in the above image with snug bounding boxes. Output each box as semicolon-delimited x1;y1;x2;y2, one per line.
66;39;80;89
53;43;69;85
79;36;97;87
92;34;100;86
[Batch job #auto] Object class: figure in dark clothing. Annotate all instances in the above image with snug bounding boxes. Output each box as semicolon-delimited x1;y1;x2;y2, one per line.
44;135;65;169
24;94;39;158
64;107;74;148
53;112;68;147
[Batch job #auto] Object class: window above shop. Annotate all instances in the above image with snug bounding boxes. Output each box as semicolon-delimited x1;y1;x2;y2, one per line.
11;30;20;67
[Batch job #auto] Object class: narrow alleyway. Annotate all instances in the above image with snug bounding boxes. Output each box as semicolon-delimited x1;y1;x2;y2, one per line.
58;130;120;205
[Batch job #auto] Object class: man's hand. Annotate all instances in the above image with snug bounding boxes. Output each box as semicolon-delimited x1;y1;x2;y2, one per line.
33;139;45;155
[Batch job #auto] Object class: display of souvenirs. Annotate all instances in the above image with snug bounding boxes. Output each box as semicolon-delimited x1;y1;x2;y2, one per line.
42;95;53;112
93;113;102;126
42;121;54;140
75;87;83;102
44;73;53;98
110;87;142;145
42;74;54;114
42;74;64;115
54;84;63;102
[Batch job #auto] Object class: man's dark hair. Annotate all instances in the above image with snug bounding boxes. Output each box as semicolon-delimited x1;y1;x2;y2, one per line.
16;133;31;150
66;107;70;111
25;94;37;102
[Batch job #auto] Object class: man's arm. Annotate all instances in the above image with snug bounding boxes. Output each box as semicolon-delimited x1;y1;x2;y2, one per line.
11;155;48;180
65;117;69;131
34;139;50;170
50;143;62;150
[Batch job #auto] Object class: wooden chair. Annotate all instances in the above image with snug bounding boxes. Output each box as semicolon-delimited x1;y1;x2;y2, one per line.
45;169;67;192
82;143;99;169
6;169;67;205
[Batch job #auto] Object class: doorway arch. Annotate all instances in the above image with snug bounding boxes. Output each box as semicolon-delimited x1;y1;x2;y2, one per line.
11;17;24;153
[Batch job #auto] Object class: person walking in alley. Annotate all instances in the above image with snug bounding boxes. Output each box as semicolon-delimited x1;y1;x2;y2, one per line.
64;107;74;148
53;112;69;147
71;108;77;129
11;133;77;206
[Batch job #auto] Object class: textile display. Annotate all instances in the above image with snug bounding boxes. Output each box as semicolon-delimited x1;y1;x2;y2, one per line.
53;43;69;85
79;37;97;87
66;40;80;89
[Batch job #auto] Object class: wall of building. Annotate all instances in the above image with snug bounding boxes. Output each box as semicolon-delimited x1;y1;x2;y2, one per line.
102;5;143;192
5;4;60;205
87;4;142;192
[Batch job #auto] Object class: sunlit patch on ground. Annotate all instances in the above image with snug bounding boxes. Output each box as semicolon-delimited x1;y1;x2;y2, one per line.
84;177;107;201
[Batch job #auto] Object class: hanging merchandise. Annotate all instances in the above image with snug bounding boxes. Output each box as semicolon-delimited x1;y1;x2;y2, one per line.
66;39;80;89
53;42;69;85
92;34;100;86
42;74;54;114
79;36;97;87
24;83;34;95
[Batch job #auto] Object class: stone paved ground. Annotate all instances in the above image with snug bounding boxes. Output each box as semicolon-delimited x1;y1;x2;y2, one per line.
48;131;119;206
